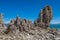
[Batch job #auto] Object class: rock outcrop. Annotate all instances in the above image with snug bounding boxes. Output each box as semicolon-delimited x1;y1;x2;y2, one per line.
5;15;33;34
0;5;60;40
0;14;6;33
0;14;4;27
34;5;52;29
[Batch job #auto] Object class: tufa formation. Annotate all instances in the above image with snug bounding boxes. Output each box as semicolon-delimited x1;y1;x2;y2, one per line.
0;5;60;40
0;5;52;34
0;14;4;27
34;5;52;29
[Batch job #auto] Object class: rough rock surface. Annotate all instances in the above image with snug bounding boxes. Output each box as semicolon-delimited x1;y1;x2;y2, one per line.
0;28;60;40
0;5;60;40
0;14;4;27
34;5;52;29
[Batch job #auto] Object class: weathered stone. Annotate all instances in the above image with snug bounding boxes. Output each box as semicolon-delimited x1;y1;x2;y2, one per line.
34;5;52;29
43;5;52;27
0;14;4;27
0;5;60;40
15;15;21;26
5;23;17;34
21;19;32;32
10;19;15;25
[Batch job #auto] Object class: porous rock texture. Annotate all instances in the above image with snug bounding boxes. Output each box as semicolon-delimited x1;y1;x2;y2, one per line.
0;5;60;40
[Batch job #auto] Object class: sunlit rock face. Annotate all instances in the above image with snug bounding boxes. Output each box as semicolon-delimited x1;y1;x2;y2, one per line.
0;14;6;32
1;5;60;40
34;5;52;29
15;15;21;26
0;14;4;27
5;16;33;34
43;6;52;24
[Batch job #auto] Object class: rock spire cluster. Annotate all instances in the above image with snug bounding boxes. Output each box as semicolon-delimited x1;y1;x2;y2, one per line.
0;5;52;34
0;5;60;40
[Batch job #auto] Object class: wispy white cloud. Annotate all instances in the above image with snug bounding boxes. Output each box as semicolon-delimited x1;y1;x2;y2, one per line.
3;18;60;24
3;18;16;24
4;21;10;24
50;20;60;24
3;18;11;24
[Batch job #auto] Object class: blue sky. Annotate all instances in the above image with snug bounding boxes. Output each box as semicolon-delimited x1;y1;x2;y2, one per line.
0;0;60;24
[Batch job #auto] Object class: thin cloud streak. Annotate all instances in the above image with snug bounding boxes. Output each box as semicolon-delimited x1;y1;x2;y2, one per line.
50;20;60;24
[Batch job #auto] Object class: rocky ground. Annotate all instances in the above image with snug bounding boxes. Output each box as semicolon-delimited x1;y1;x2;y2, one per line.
0;5;60;40
0;27;60;40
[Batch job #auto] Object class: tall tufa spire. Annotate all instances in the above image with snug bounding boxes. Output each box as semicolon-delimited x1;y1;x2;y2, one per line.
35;5;52;28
